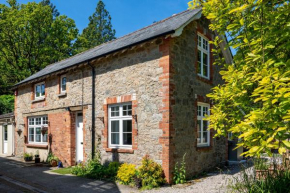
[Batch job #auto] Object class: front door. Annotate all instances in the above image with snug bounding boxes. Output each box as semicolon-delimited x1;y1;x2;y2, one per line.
76;113;83;162
3;125;8;154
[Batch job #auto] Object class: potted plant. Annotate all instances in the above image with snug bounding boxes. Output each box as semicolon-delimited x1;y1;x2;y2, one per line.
47;152;59;167
24;152;33;162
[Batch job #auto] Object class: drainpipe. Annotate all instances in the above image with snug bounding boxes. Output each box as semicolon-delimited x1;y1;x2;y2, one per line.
88;61;96;159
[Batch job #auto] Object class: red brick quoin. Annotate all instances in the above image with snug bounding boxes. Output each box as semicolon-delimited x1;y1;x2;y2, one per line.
159;37;175;184
102;94;138;154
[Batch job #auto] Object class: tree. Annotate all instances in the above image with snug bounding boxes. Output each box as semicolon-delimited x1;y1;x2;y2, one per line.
74;0;116;53
40;0;60;18
0;95;14;114
0;0;78;94
189;1;290;157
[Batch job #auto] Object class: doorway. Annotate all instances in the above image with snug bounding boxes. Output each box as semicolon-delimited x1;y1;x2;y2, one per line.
76;112;83;162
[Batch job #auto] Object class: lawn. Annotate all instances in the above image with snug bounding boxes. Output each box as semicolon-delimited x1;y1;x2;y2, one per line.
51;167;72;175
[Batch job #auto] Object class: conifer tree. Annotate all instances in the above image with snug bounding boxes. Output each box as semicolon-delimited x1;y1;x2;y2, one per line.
75;0;116;53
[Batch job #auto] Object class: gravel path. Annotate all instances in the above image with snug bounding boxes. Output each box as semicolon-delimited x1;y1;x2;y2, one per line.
143;164;248;193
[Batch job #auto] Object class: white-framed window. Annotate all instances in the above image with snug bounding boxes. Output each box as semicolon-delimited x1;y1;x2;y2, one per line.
197;102;210;147
3;125;7;141
34;82;45;99
60;75;67;93
109;103;132;148
28;116;48;144
197;34;210;79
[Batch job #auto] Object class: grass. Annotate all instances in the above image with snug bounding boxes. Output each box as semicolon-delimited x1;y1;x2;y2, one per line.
51;167;72;175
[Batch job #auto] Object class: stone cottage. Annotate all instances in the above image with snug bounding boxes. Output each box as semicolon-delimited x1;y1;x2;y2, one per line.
12;8;232;183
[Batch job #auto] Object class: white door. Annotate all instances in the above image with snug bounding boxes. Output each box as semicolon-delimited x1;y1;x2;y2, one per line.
3;125;8;154
76;113;83;162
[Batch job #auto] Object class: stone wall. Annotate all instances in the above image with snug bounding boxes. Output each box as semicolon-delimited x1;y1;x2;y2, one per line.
170;18;227;177
14;66;93;163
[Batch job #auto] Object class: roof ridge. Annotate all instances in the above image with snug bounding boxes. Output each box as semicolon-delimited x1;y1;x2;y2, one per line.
43;9;193;69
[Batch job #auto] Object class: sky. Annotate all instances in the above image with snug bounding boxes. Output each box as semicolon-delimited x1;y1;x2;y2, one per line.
3;0;191;38
2;0;235;55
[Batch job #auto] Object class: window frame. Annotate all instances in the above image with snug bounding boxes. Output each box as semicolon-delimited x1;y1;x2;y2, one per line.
197;102;210;147
28;116;48;144
60;75;67;93
108;102;133;149
34;82;45;99
197;33;210;79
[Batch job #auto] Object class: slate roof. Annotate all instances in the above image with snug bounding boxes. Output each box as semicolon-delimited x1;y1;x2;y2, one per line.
0;112;14;119
15;8;202;87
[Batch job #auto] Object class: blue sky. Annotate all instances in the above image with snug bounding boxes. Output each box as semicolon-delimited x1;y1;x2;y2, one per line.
5;0;190;38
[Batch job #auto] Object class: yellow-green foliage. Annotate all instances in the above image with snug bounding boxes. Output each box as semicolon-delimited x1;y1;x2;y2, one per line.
137;155;165;189
117;163;136;185
188;0;290;157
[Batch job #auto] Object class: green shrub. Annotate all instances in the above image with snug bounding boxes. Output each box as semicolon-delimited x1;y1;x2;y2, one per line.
173;153;187;184
47;152;59;163
107;161;121;178
117;163;136;185
137;155;165;189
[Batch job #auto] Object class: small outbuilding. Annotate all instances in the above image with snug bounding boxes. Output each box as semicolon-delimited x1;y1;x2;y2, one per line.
0;112;15;156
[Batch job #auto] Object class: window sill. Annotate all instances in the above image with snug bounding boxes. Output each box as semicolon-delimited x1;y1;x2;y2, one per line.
197;75;213;85
196;145;212;151
32;98;45;103
57;92;67;97
26;144;48;149
105;148;134;154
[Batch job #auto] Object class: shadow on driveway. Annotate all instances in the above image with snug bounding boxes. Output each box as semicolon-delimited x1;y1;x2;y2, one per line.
0;156;135;193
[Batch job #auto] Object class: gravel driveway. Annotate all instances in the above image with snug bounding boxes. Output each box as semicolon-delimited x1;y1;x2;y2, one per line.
143;164;247;193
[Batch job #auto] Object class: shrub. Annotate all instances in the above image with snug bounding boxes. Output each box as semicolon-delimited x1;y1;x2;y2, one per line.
47;152;59;163
173;153;187;184
137;155;165;189
117;163;136;185
107;161;121;178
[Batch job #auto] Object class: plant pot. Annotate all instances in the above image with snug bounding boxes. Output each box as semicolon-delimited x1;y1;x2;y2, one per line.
35;157;40;164
35;155;39;158
50;159;58;167
24;157;29;162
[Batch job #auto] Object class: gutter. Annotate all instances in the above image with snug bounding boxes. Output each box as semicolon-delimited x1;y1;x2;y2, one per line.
87;61;96;159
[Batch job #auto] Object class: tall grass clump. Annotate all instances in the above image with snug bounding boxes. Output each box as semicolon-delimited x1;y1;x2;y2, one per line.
230;155;290;193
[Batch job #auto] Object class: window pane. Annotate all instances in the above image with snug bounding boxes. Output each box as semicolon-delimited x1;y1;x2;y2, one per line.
203;39;208;50
203;131;208;143
111;133;119;144
203;53;208;77
111;106;119;117
198;50;202;74
197;120;202;132
4;126;7;141
29;118;34;125
43;130;48;143
43;117;48;125
36;127;41;142
203;107;208;116
29;128;34;142
62;77;66;91
36;118;41;125
198;36;201;47
41;84;45;96
123;133;132;145
111;121;119;132
123;105;132;116
197;106;201;116
123;120;132;132
36;85;40;97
